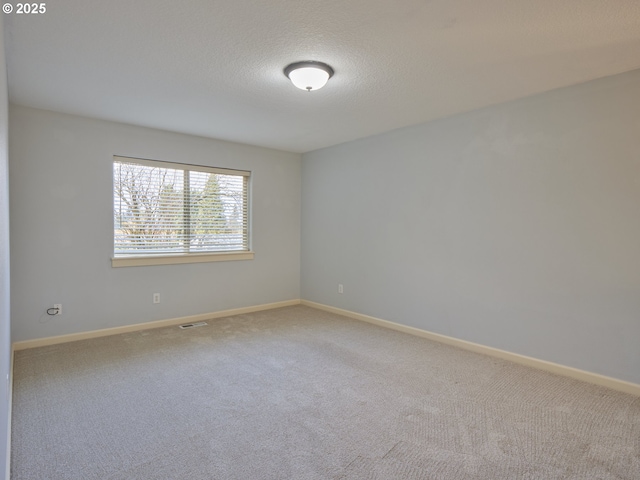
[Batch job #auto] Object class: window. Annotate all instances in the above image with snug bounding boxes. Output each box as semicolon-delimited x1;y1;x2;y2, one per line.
112;156;252;267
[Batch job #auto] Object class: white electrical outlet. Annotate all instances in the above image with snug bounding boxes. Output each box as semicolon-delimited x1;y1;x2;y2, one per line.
153;293;160;304
53;304;62;315
338;284;344;294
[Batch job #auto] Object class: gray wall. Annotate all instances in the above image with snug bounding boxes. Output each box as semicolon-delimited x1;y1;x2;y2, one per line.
0;17;10;480
302;69;640;384
10;106;301;342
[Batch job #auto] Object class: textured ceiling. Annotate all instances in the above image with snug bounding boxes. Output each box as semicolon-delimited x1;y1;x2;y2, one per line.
5;0;640;153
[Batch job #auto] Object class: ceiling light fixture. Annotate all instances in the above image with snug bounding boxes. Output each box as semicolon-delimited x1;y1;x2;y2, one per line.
284;61;334;92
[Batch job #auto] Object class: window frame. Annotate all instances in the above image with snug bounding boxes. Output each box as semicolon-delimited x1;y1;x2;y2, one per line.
111;155;253;268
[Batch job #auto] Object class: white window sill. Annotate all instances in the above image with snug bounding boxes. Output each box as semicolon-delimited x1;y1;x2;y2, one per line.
111;251;255;268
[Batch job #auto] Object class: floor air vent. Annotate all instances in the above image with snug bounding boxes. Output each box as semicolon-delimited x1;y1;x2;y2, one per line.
179;321;208;329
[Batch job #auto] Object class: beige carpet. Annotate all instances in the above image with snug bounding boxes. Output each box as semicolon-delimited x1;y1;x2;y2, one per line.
10;305;640;479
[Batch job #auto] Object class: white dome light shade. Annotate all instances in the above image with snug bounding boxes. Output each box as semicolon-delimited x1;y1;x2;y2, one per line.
284;61;334;92
289;67;329;91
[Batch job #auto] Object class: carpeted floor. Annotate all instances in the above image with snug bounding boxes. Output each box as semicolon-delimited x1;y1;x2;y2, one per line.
10;305;640;479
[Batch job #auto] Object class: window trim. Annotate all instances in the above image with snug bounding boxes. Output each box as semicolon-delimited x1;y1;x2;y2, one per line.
112;155;252;267
111;251;254;268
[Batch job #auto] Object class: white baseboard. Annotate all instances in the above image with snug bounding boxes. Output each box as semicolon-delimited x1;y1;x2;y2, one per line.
12;300;302;351
12;298;639;397
301;300;640;397
5;347;13;480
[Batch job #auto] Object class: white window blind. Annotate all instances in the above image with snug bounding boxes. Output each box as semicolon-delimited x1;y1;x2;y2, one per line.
113;156;250;257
